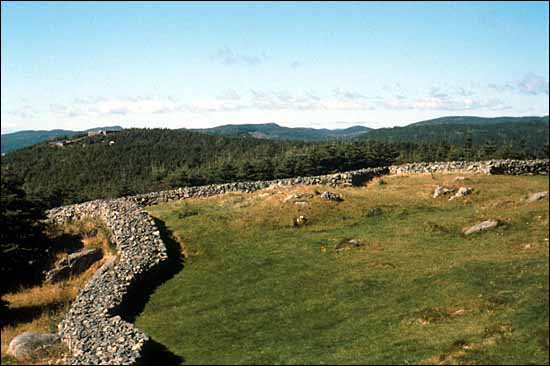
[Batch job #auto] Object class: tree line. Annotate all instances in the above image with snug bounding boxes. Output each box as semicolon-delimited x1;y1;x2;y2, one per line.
1;128;548;209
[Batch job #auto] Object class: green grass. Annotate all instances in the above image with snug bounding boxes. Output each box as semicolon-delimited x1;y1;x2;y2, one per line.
135;174;549;365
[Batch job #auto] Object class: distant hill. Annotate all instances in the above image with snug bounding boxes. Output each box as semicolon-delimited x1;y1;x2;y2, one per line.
2;120;548;208
407;115;549;127
1;126;123;154
358;117;549;147
191;123;371;141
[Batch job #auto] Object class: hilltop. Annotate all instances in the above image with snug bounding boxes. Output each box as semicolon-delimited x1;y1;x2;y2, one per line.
191;123;371;141
407;115;549;127
1;126;123;154
359;119;549;147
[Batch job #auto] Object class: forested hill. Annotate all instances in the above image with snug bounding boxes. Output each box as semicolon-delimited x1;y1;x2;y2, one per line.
358;120;549;148
1;126;123;154
191;123;372;141
2;127;548;208
2;128;406;206
407;115;549;127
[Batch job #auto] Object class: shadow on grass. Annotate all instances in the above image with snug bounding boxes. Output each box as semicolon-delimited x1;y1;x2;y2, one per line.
0;301;66;328
139;338;185;365
113;217;185;364
50;232;84;254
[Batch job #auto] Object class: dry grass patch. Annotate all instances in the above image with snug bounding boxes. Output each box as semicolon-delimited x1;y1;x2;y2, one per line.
1;220;115;365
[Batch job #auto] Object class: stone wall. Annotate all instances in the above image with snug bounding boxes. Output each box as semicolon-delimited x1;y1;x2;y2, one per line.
46;159;548;365
389;159;549;176
47;199;168;365
128;166;389;206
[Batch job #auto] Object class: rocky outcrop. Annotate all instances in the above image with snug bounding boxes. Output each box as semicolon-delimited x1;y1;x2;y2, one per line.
45;248;103;284
7;332;60;360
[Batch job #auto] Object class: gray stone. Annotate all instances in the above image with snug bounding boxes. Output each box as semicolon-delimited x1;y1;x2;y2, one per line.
293;215;308;226
463;220;499;236
320;191;344;202
449;187;473;201
527;191;548;202
433;185;455;198
335;239;365;253
7;331;60;360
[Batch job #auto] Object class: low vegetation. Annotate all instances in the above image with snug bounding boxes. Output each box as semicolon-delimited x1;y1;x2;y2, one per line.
136;174;549;364
1;219;115;365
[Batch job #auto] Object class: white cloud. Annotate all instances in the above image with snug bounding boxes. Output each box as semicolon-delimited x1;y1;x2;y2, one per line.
217;89;241;101
4;105;38;119
382;96;510;111
515;73;549;95
213;47;267;66
489;73;549;96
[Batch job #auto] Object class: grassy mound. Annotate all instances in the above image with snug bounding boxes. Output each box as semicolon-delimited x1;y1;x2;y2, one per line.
136;174;549;364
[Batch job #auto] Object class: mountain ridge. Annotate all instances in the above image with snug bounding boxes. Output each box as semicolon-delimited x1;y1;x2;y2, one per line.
1;126;123;154
190;123;372;141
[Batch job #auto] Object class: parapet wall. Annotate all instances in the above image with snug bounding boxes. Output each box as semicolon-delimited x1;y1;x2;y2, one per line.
47;159;548;365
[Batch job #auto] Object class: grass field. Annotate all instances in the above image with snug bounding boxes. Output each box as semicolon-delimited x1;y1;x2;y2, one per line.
135;174;549;365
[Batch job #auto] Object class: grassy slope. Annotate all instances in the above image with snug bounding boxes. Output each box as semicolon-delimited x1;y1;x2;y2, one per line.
136;174;549;365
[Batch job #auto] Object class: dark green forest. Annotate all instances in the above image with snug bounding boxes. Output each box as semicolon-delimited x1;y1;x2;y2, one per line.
2;124;548;208
191;122;371;141
360;121;549;146
0;171;50;306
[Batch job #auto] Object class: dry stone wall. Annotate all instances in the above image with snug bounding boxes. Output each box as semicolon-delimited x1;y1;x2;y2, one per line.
46;160;548;365
47;199;168;365
128;166;389;206
389;159;549;175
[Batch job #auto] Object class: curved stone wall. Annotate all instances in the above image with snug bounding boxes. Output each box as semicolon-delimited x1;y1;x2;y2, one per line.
47;199;168;365
46;159;548;365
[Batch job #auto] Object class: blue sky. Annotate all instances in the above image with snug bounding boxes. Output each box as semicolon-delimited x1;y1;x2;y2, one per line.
1;1;548;133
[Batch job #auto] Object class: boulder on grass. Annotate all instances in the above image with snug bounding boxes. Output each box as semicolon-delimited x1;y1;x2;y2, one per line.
433;185;455;198
293;215;308;227
463;219;499;236
526;191;548;203
449;187;473;201
335;239;365;253
7;331;60;360
320;191;344;202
